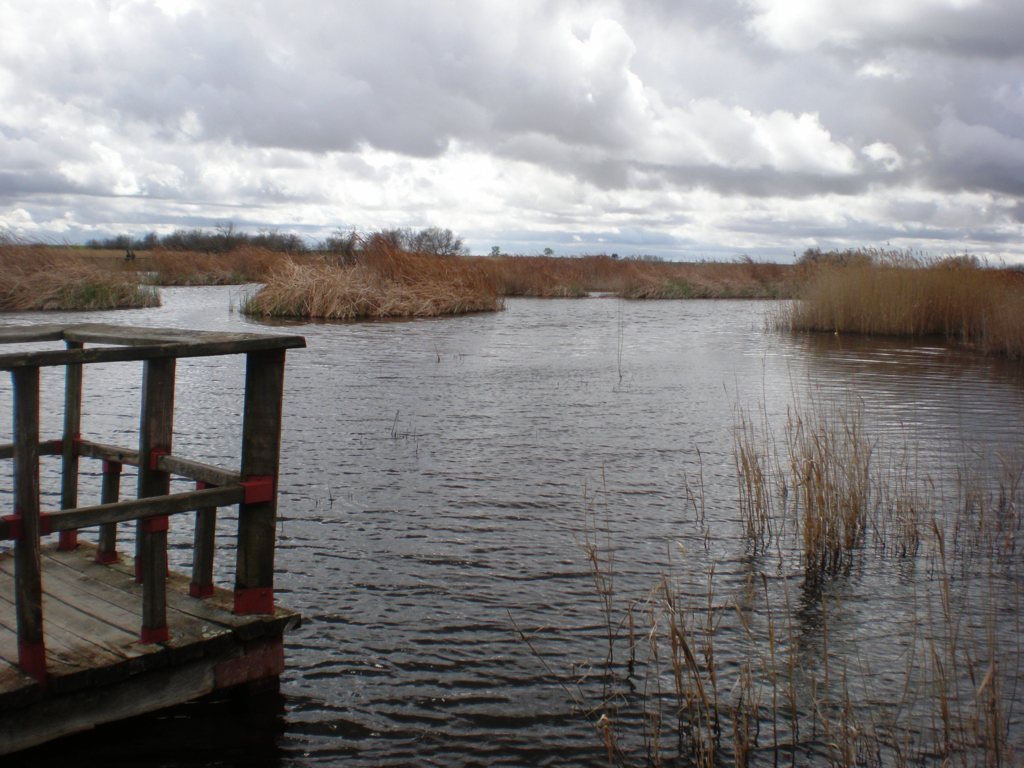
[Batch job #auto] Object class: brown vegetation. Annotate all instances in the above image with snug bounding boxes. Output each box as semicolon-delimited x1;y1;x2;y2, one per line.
241;240;503;320
142;246;290;285
0;241;158;311
477;254;796;299
781;250;1024;357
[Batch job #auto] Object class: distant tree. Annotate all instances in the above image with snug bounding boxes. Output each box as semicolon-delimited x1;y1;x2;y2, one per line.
543;247;554;256
411;227;465;256
322;229;360;264
490;246;501;257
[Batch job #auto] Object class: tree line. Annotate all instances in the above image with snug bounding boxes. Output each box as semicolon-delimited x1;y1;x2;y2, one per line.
85;224;467;257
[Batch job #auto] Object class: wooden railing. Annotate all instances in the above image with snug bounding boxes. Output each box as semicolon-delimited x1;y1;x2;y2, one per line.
0;324;305;683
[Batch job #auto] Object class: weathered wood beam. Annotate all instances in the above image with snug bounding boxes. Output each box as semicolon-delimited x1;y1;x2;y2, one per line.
137;357;174;644
12;367;45;685
59;340;83;551
235;349;286;615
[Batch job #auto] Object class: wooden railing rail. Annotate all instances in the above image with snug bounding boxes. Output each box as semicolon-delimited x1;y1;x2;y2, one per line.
0;324;304;684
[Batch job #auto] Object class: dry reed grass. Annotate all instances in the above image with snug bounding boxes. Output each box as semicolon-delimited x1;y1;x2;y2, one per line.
0;241;158;311
144;247;291;285
242;241;503;320
781;257;1024;357
478;255;797;299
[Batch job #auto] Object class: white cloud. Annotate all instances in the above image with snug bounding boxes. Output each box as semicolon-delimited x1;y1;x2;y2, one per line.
862;142;904;171
0;0;1021;261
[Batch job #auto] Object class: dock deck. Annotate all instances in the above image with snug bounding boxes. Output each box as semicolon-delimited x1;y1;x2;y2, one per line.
0;543;298;753
0;323;305;755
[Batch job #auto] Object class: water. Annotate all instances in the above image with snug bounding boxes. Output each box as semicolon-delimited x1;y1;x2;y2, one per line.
2;287;1023;766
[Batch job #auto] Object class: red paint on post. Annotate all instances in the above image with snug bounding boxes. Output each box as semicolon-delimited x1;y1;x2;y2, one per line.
57;530;78;551
234;587;274;615
18;640;47;686
95;549;119;564
140;515;169;533
241;476;275;504
149;447;169;471
2;513;22;541
139;625;169;644
189;583;214;598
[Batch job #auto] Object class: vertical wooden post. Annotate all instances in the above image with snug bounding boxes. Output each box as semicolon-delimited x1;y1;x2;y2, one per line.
58;340;83;551
12;366;46;684
190;481;216;598
235;349;286;615
95;460;122;564
136;357;174;644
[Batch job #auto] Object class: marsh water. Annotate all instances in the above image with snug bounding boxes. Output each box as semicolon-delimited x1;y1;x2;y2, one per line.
2;287;1023;766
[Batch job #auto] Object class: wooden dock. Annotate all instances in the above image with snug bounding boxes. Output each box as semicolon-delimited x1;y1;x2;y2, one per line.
0;323;305;755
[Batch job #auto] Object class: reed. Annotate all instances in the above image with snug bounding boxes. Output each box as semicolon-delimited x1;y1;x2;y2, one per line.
0;240;158;311
477;255;797;299
242;240;503;320
780;254;1024;357
542;394;1022;767
144;246;290;285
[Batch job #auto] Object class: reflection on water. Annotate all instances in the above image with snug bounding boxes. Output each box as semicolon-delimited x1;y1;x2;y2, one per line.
1;288;1022;766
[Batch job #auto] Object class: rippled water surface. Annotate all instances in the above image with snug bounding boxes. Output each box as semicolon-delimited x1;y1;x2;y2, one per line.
2;287;1023;766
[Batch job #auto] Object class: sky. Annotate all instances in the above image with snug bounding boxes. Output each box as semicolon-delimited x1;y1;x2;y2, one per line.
1;0;1023;262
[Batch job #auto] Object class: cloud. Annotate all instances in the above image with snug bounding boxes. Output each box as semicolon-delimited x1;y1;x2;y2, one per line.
0;0;1022;262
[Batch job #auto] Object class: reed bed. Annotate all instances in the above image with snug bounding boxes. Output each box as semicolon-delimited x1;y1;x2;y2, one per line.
546;394;1022;767
143;246;290;285
0;241;158;311
478;255;796;299
780;255;1024;357
242;241;503;320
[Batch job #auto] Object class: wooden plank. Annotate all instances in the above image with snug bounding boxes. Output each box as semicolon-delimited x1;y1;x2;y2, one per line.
157;454;240;487
35;485;245;533
52;546;298;640
12;366;45;683
0;650;219;754
65;324;304;348
75;439;140;467
58;340;83;551
39;549;236;663
0;333;306;370
235;348;286;615
0;439;62;461
42;546;275;646
0;325;65;344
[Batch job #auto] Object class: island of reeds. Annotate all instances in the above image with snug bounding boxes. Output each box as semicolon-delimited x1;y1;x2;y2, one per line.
779;248;1024;358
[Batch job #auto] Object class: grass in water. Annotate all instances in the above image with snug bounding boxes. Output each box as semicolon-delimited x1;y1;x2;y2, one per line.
242;238;503;320
535;394;1022;767
779;249;1024;358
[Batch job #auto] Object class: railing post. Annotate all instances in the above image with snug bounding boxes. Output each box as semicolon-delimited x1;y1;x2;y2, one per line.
235;349;286;615
137;357;174;644
12;366;46;684
96;460;122;564
58;340;83;551
190;481;216;598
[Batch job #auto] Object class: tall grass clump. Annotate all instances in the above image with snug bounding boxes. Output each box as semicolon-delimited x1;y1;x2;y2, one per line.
0;239;158;311
780;250;1024;357
242;239;503;320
